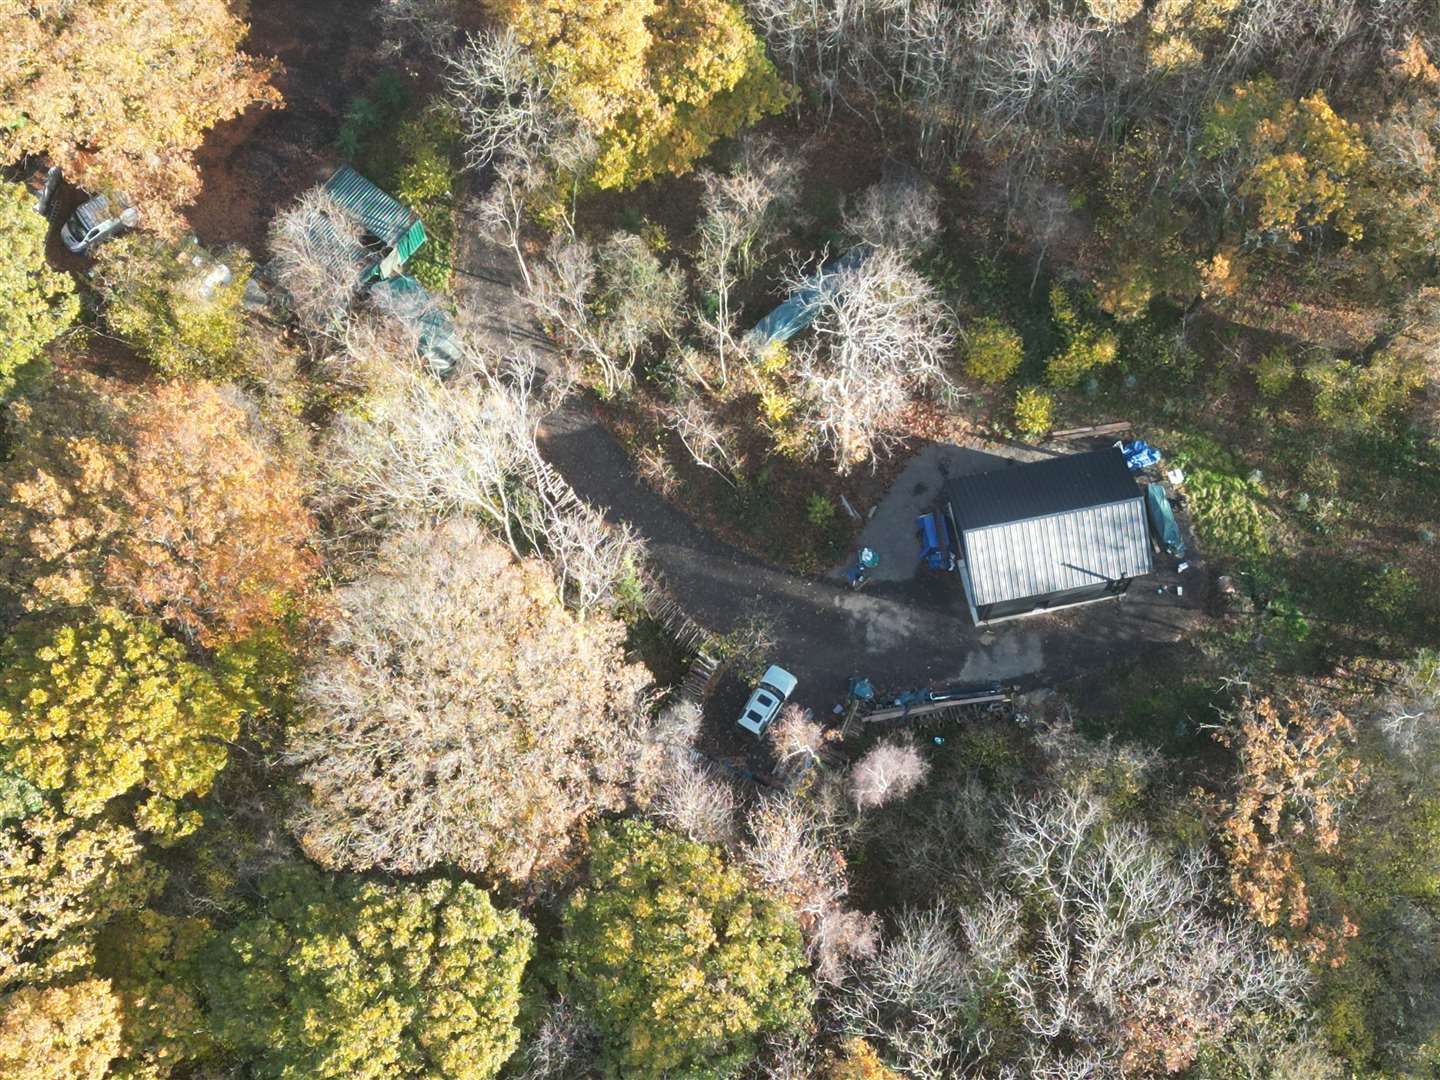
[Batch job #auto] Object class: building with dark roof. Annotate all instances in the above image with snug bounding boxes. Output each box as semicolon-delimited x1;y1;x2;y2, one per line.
945;447;1153;623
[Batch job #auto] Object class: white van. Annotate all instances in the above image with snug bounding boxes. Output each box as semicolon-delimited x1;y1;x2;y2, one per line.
60;192;138;253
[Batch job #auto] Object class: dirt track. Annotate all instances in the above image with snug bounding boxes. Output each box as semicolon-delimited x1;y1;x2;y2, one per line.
455;212;1205;717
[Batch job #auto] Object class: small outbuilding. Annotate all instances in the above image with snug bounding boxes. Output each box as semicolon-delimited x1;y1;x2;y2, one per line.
321;165;427;281
946;447;1153;624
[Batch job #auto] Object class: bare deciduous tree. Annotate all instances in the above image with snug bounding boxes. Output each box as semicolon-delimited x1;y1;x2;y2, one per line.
472;156;544;290
850;736;930;810
664;394;738;480
843;175;942;255
785;247;956;471
377;0;458;57
289;519;653;887
836;905;980;1079
842;787;1311;1077
743;792;878;984
320;358;541;548
509;996;600;1080
267;188;367;341
695;138;804;384
445;27;565;171
767;703;825;769
595;232;685;372
528;233;677;397
650;752;739;845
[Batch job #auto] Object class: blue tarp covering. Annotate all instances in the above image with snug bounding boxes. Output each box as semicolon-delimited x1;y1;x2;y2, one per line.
746;247;870;350
1121;439;1162;471
916;512;956;571
1145;483;1185;558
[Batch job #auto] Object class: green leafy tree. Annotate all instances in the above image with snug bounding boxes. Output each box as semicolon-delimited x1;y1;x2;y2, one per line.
0;181;78;396
962;317;1024;385
558;820;812;1078
0;608;250;838
489;0;790;189
0;809;161;989
92;235;252;378
94;911;215;1079
1046;284;1119;388
1013;385;1055;439
1202;77;1368;244
204;864;532;1080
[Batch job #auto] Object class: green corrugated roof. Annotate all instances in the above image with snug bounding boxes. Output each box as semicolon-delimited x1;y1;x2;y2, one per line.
323;165;422;248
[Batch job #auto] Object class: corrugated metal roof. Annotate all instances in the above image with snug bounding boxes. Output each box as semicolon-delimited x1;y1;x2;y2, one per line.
962;497;1153;606
949;447;1140;532
322;166;421;248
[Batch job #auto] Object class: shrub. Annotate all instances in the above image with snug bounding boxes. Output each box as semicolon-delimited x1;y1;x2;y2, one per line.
1303;351;1423;433
962;316;1024;385
1255;347;1296;398
92;235;251;378
389;103;463;291
806;493;837;526
558;820;812;1077
1046;284;1119;387
1013;386;1055;439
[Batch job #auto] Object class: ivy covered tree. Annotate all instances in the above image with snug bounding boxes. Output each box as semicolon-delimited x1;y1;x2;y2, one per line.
486;0;790;188
557;819;813;1078
0;0;281;231
0;181;77;397
203;864;533;1080
0;608;250;839
92;235;252;379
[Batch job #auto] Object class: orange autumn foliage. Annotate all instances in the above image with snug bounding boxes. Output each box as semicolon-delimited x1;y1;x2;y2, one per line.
0;0;281;233
0;375;316;646
1213;694;1362;966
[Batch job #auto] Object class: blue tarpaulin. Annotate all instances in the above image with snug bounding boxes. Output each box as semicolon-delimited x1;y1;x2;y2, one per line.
916;512;956;571
746;247;870;350
1120;439;1162;471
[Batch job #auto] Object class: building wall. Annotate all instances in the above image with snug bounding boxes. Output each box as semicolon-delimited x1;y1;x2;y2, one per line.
974;578;1133;624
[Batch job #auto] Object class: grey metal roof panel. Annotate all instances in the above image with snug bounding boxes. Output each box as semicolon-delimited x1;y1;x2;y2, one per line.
963;497;1153;606
949;447;1140;532
322;165;418;246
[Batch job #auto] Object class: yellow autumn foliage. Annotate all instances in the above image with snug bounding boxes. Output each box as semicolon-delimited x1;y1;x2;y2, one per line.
489;0;790;189
0;608;249;837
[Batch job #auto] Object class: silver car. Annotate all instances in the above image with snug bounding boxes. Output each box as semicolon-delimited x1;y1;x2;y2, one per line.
737;665;798;736
60;192;138;253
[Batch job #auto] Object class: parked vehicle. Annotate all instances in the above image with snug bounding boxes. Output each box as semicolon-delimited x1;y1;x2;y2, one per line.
737;665;798;736
60;191;138;253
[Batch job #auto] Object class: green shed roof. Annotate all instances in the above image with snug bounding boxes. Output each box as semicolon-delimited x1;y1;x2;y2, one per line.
323;165;424;250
